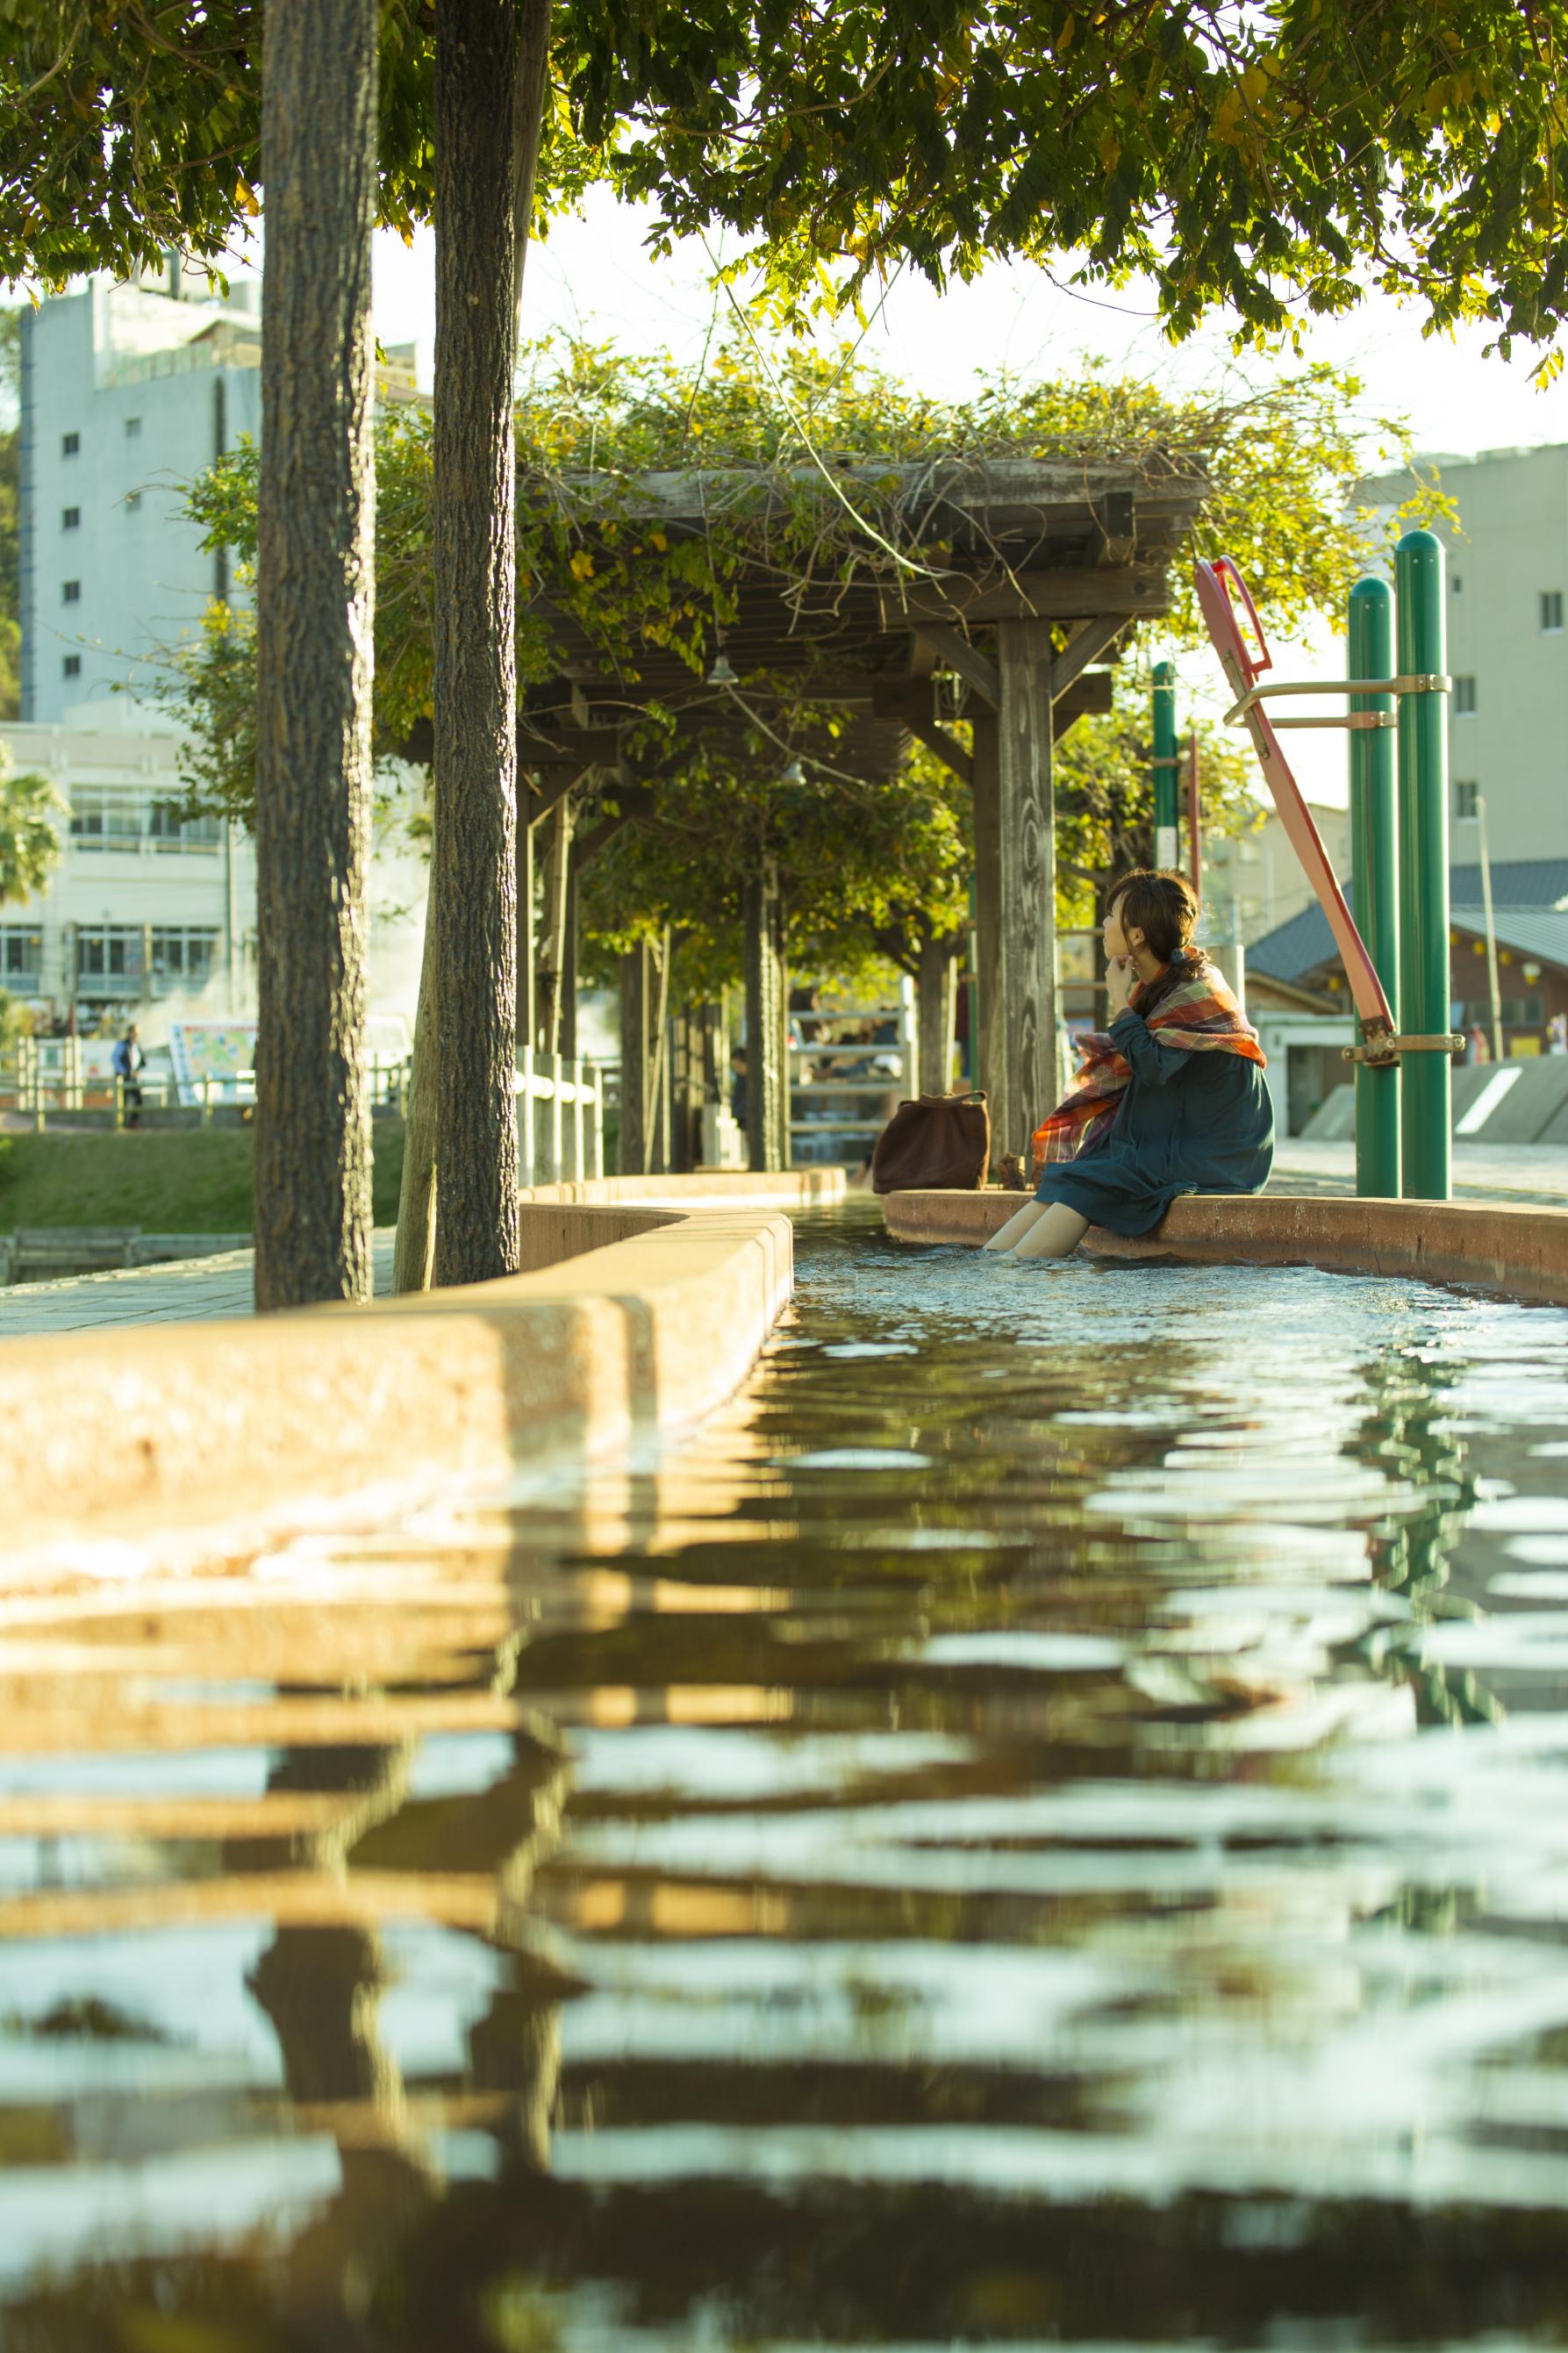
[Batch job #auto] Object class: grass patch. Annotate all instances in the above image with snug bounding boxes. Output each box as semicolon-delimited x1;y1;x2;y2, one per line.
0;1124;407;1233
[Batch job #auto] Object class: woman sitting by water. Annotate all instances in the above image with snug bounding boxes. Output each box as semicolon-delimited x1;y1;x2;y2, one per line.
984;867;1274;1262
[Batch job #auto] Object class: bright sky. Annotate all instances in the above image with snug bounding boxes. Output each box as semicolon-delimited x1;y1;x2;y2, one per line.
366;189;1568;809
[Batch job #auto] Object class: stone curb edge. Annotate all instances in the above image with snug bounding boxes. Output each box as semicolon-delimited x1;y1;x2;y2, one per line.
881;1187;1568;1308
0;1173;842;1580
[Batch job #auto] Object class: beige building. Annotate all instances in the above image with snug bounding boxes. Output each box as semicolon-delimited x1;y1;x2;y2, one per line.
1204;801;1351;947
1358;443;1568;866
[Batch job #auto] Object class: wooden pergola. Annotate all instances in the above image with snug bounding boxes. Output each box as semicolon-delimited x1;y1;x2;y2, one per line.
509;451;1209;1166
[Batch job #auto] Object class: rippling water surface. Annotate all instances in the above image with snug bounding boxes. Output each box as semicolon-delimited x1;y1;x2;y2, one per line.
6;1206;1568;2349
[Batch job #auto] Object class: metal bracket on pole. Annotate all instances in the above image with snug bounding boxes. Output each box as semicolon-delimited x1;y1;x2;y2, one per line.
1342;1028;1465;1068
1223;675;1450;731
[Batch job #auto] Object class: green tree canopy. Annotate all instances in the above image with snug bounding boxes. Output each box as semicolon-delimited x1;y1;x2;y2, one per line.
5;4;1566;362
0;749;63;907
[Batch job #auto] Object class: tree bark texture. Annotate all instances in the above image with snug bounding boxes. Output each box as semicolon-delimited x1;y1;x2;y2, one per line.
431;0;539;1288
742;859;789;1172
916;931;961;1096
253;0;377;1310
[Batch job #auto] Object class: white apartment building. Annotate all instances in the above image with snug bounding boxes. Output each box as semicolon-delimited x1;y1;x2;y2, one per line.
0;708;252;1030
1358;443;1568;866
1206;800;1352;946
9;268;422;1038
18;261;266;724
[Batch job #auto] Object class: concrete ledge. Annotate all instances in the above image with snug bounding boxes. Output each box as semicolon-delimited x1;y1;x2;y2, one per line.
0;1173;827;1578
882;1187;1568;1308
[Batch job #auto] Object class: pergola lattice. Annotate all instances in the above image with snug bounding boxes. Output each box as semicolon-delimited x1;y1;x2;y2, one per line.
512;451;1209;1164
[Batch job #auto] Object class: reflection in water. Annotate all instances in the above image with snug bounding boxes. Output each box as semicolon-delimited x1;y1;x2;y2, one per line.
6;1209;1568;2346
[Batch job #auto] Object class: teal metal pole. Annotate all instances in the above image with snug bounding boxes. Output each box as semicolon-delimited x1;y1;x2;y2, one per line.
1152;660;1179;871
1348;576;1400;1197
1395;528;1451;1200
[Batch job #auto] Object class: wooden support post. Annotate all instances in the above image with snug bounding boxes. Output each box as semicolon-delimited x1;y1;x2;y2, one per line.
535;796;573;1053
516;791;535;1053
742;856;789;1172
916;932;958;1095
992;619;1059;1161
618;945;648;1179
669;1000;705;1172
970;707;1004;1144
559;854;579;1061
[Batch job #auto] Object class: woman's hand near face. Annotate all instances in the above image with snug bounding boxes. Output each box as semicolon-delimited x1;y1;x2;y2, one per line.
1106;956;1135;1016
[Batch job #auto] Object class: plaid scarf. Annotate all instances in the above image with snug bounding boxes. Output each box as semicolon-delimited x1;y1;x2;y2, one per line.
1032;958;1266;1171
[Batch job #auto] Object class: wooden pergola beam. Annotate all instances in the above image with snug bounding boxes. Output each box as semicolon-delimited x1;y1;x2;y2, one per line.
913;622;999;709
1051;617;1127;699
884;569;1168;627
905;714;972;786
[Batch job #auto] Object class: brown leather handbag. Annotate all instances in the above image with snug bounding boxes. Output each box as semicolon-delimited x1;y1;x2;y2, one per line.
870;1092;991;1194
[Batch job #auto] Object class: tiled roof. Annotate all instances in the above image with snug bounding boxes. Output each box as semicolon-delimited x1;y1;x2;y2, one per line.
1249;859;1568;982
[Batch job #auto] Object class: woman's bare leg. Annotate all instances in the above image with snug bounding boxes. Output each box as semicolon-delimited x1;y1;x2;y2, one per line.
1012;1203;1090;1260
983;1200;1047;1252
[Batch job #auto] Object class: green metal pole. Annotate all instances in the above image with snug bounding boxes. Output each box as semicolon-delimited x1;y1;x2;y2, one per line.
1395;528;1451;1200
1152;659;1179;871
1348;576;1400;1198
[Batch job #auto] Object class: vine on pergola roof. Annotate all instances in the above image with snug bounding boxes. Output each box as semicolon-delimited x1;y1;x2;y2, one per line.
168;334;1449;823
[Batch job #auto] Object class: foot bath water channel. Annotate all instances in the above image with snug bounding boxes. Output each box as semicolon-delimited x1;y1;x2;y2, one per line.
4;1201;1568;2346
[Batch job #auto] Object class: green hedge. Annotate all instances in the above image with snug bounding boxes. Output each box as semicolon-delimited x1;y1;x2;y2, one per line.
0;1124;407;1233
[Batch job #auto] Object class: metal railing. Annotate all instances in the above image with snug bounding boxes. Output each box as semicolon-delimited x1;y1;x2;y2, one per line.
517;1049;604;1185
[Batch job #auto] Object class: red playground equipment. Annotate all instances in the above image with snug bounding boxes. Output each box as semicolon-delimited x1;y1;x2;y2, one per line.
1193;555;1393;1050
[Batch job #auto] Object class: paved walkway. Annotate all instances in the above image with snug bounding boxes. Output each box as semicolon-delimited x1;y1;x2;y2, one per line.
1272;1139;1568;1204
0;1231;398;1338
0;1148;1565;1342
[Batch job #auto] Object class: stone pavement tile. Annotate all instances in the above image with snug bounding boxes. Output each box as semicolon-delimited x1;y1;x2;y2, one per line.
1273;1139;1568;1205
0;1232;399;1339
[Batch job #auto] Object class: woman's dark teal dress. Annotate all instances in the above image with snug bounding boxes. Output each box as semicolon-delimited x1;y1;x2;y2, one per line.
1035;1006;1275;1237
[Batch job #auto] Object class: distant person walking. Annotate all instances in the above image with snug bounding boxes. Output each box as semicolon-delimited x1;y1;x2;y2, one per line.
112;1022;144;1129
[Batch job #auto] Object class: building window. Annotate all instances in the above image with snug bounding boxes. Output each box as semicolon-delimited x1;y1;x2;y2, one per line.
76;926;143;986
1454;780;1479;820
61;579;80;604
1543;591;1564;634
1451;573;1464;595
125;490;142;513
1453;675;1477;714
61;506;79;531
125;416;141;438
1464;995;1543;1030
148;800;221;854
61;655;80;679
61;431;79;456
150;926;220;992
69;787;143;851
0;928;42;988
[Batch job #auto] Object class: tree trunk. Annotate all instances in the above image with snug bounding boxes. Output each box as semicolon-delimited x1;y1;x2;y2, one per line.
253;0;377;1310
429;0;534;1287
916;931;960;1096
